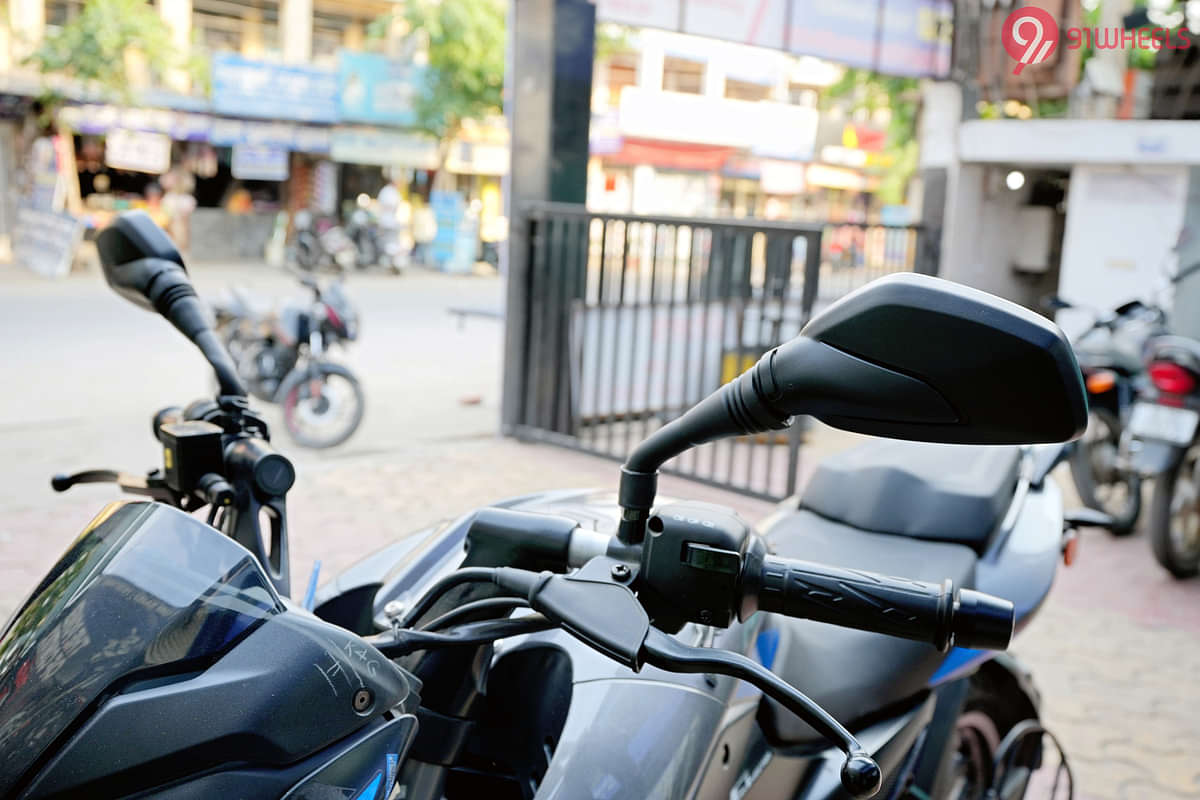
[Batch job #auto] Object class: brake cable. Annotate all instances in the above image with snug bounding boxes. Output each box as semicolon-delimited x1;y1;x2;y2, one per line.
371;614;554;658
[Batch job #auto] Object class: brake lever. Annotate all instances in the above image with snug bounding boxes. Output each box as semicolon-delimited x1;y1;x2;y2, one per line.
640;629;882;798
493;560;884;799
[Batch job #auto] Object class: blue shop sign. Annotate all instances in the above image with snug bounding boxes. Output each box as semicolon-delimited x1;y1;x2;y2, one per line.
212;53;339;123
338;52;425;125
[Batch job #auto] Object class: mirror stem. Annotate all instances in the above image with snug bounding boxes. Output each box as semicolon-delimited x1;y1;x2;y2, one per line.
616;361;793;544
195;329;247;398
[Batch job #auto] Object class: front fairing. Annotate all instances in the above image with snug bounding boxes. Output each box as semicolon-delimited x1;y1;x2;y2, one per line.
0;501;282;796
3;501;421;800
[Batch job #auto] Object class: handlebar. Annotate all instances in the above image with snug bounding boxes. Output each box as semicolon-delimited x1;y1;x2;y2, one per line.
746;556;1014;651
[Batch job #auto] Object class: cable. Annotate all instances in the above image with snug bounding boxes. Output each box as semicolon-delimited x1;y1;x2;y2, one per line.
987;720;1073;800
419;597;531;631
371;614;555;658
397;567;500;629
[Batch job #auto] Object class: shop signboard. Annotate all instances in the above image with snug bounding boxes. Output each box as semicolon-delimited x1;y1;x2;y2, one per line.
330;127;439;168
231;144;290;181
58;104;212;141
13;206;84;279
338;52;424;125
787;0;952;78
208;119;330;153
429;190;466;270
105;128;172;174
594;0;952;79
760;160;806;194
211;53;339;123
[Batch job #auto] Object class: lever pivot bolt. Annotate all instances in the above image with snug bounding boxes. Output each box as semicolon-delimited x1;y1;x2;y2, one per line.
610;564;631;581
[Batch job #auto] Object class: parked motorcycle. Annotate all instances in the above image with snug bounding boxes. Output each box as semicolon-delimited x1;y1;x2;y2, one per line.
212;272;365;449
345;207;405;274
1127;334;1200;577
1047;296;1167;534
292;209;358;273
4;211;1089;800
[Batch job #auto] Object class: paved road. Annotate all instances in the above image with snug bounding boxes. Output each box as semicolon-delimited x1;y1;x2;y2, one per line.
1;263;1198;799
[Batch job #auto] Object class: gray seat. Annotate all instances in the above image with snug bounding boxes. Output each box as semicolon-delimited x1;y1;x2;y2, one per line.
798;440;1022;554
757;510;978;746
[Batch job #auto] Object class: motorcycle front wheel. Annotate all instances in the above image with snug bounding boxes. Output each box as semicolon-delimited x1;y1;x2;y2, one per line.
1148;448;1200;578
278;362;366;449
1069;407;1141;535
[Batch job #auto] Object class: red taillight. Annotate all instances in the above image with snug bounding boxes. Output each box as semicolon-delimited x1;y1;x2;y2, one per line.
1149;361;1197;395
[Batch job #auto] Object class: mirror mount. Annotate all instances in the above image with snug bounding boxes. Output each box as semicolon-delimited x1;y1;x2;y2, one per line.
616;273;1087;545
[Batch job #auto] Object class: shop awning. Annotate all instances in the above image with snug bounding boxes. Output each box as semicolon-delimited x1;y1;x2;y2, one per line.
605;138;734;172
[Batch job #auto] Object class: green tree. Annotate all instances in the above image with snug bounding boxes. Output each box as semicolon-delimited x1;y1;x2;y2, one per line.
25;0;202;101
371;0;505;188
823;69;920;207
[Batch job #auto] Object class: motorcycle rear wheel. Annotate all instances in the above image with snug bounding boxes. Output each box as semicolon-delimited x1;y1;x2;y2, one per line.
1069;407;1141;535
1148;450;1200;578
279;362;365;449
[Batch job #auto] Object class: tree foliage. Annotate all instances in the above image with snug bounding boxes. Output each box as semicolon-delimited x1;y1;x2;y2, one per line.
24;0;198;99
823;69;920;206
402;0;506;142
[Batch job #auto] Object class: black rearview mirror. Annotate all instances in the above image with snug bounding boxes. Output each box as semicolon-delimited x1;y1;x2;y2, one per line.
792;273;1087;443
95;211;188;312
96;212;246;397
616;273;1087;542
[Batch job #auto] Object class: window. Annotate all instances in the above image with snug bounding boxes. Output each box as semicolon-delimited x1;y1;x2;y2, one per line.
193;0;280;56
788;83;819;108
662;57;704;94
725;79;771;102
607;56;638;102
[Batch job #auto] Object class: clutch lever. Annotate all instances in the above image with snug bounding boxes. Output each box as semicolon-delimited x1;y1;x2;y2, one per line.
51;469;178;503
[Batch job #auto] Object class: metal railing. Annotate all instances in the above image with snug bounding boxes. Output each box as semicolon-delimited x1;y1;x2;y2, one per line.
507;203;936;500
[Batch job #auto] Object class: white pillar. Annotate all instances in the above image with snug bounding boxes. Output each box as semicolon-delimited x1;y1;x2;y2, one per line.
638;41;663;90
281;0;313;64
9;0;43;63
158;0;192;92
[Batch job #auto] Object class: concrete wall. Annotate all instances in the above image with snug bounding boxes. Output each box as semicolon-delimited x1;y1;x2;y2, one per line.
940;165;1063;308
1057;165;1187;334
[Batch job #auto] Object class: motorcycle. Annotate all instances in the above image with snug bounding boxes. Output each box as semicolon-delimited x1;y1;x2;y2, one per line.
345;207;405;274
212;273;365;449
2;211;1089;800
1126;333;1200;577
292;209;358;274
1045;296;1167;534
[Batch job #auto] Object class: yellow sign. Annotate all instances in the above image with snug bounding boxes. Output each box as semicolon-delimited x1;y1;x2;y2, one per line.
163;447;174;470
721;351;760;385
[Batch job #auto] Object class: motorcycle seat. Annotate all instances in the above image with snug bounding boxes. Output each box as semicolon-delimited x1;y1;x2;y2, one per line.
797;440;1022;555
756;510;977;746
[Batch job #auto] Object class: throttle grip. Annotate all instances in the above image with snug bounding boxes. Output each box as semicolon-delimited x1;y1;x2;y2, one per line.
751;556;1013;651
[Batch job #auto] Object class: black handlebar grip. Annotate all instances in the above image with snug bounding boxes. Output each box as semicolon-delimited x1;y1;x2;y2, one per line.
753;556;1013;651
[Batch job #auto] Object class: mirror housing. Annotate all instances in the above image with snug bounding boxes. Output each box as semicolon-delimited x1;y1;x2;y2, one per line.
95;211;187;311
96;212;246;397
617;273;1087;542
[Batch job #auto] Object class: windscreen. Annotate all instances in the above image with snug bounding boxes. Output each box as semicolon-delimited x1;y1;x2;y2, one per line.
0;501;281;796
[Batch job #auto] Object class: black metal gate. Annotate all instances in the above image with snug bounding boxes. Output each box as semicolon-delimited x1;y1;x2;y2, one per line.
507;202;936;500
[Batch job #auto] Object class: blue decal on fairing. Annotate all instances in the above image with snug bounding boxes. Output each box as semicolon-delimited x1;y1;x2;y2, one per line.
352;772;383;800
928;647;987;685
755;630;780;671
385;753;399;793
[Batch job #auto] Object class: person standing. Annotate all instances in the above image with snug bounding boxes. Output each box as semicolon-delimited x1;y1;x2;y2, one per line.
162;169;197;253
